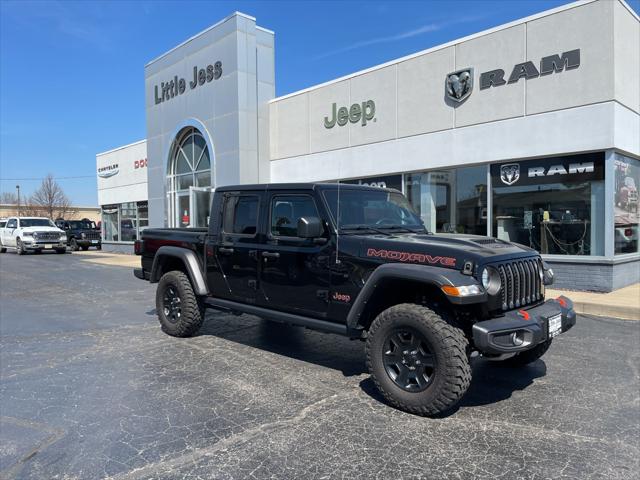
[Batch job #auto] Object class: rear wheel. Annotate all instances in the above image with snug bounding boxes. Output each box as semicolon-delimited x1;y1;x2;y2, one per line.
503;339;552;366
156;270;205;337
366;303;471;416
81;246;89;251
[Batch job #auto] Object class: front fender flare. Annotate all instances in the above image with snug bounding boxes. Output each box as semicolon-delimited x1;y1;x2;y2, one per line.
346;263;486;330
150;246;209;296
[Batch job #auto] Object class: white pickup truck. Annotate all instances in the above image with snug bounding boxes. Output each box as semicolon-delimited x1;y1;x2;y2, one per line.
0;217;67;255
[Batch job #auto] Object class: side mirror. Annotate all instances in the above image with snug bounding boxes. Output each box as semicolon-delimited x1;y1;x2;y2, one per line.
297;216;323;239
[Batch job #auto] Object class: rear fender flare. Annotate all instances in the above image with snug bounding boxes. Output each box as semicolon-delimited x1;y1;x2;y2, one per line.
346;263;486;330
150;246;209;296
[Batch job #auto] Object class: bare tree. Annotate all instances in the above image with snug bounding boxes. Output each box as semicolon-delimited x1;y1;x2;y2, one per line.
0;192;18;204
30;174;72;220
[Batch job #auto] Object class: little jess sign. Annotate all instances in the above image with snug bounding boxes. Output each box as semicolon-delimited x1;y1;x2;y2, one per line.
154;61;223;105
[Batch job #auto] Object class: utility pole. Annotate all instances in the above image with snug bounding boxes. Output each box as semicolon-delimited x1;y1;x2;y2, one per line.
16;184;20;218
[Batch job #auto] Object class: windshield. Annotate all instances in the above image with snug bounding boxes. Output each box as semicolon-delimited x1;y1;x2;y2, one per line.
20;218;55;228
323;189;424;231
68;220;93;229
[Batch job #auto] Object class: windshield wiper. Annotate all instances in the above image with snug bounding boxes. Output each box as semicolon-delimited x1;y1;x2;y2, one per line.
339;224;393;236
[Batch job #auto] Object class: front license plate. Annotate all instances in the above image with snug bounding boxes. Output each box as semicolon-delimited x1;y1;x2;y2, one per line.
44;245;52;249
91;240;98;244
548;314;562;338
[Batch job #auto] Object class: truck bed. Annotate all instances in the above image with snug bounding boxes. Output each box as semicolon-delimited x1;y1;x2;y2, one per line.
139;228;209;271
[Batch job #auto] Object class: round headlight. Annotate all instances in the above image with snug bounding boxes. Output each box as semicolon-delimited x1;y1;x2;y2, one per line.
481;267;502;295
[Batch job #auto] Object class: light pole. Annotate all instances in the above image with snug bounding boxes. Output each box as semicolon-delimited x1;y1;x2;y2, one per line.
15;185;20;218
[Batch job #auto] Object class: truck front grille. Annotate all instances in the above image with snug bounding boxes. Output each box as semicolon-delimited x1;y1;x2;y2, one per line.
85;231;100;240
34;232;61;241
496;258;543;311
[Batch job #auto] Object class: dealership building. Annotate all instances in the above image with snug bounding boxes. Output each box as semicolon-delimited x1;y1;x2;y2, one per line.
96;0;639;291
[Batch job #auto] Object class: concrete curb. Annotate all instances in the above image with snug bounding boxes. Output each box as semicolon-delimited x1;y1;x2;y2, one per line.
565;301;638;321
547;285;639;321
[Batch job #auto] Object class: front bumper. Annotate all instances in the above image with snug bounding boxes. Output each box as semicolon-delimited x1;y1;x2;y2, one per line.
23;240;66;250
472;296;576;354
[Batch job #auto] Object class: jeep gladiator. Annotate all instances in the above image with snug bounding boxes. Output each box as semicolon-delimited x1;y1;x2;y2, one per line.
134;183;576;415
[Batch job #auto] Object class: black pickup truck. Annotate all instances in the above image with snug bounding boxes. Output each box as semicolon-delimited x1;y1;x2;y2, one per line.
134;183;576;415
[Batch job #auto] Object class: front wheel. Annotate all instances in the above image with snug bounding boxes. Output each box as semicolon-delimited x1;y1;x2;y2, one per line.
70;238;79;251
366;304;471;416
16;238;25;255
156;270;205;337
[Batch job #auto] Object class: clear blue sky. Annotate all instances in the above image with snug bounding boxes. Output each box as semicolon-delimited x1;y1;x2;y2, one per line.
1;0;637;206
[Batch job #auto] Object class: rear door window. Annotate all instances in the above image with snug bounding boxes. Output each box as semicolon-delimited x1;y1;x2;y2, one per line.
222;195;260;236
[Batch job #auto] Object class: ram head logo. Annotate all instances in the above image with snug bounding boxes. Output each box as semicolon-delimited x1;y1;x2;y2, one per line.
500;163;520;186
445;68;473;102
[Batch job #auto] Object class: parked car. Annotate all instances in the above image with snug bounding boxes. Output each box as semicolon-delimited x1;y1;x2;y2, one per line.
0;217;67;255
133;183;576;416
55;218;102;251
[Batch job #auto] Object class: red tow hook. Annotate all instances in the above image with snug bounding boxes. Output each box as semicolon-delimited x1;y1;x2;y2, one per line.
517;309;531;320
556;297;568;308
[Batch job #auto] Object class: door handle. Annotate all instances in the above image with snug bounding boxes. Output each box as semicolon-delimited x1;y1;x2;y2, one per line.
262;251;280;259
218;247;234;254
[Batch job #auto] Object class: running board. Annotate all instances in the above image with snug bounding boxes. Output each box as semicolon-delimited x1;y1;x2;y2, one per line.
205;298;350;336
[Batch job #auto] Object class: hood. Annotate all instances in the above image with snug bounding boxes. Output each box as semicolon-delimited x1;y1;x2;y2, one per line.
21;226;64;234
358;232;538;269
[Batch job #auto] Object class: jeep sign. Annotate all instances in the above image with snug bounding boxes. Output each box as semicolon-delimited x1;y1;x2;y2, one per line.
324;100;376;128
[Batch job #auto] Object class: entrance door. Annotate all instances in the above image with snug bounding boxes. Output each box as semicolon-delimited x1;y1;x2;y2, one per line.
176;192;191;227
190;187;214;228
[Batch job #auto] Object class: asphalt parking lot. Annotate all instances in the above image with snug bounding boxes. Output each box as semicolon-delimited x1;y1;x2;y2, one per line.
1;250;638;480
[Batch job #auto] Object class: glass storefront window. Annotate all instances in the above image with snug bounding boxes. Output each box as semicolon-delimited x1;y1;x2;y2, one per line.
614;154;639;254
405;165;487;235
102;206;118;242
120;202;137;241
491;153;605;256
137;202;149;237
101;201;149;242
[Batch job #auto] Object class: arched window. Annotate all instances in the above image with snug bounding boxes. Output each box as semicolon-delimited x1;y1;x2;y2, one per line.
167;127;212;227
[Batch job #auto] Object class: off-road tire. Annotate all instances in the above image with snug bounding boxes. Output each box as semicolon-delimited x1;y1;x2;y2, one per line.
70;238;79;251
156;270;205;337
81;246;89;251
97;244;102;250
16;238;25;255
366;303;472;416
503;339;552;367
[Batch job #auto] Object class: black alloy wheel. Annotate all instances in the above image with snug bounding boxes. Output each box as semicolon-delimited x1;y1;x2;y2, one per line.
383;328;436;392
163;286;182;323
